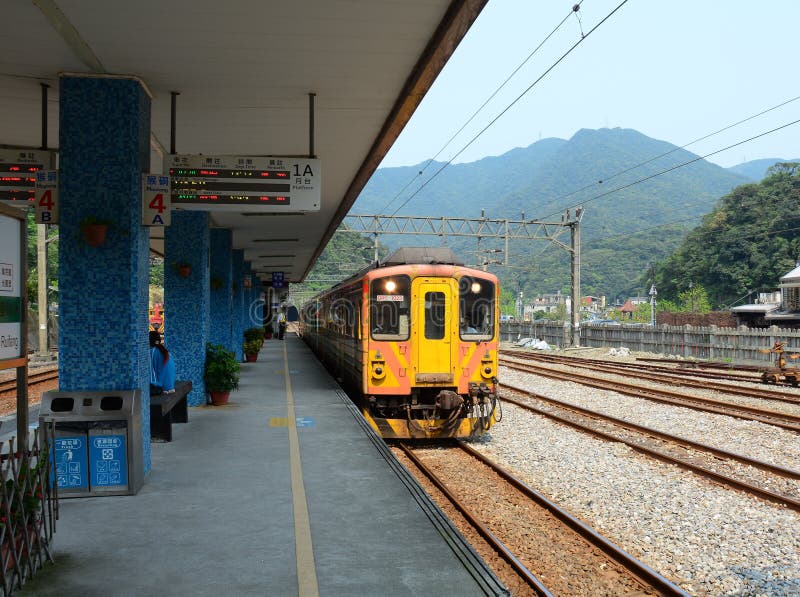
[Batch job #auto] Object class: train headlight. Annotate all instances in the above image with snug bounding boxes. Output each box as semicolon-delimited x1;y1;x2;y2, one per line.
471;282;481;293
481;364;494;378
384;280;396;292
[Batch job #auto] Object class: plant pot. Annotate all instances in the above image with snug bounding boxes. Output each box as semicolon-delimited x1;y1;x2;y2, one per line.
209;391;230;406
178;265;191;278
245;353;258;363
81;224;108;247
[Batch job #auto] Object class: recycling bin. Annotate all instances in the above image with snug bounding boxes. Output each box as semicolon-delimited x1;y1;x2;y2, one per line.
39;390;144;497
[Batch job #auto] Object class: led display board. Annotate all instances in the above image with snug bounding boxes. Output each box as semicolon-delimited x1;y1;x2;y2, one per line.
165;154;321;212
0;148;54;207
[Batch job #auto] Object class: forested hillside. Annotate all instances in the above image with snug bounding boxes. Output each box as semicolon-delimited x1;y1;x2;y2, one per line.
655;163;800;307
353;128;749;302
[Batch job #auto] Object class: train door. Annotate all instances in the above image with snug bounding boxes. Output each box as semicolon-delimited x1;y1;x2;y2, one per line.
414;279;455;380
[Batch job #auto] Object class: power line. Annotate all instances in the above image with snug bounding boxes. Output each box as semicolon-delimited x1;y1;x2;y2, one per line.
536;93;800;218
547;117;800;215
378;2;583;213
388;0;631;217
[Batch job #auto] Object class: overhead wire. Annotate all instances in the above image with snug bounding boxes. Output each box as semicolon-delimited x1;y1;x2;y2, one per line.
388;0;631;217
378;1;584;214
536;93;800;219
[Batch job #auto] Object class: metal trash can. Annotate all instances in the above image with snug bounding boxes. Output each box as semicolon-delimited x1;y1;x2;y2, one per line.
39;390;144;497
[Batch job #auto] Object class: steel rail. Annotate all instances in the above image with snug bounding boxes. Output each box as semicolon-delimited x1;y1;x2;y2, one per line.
506;349;764;384
500;359;800;433
397;442;552;597
499;386;800;512
0;369;59;394
504;351;800;404
456;442;689;597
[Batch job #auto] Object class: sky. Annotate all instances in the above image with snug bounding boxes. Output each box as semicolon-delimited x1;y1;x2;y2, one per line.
380;0;799;170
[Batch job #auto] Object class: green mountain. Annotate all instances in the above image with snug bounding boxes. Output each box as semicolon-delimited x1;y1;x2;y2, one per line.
353;128;749;303
727;158;800;182
656;163;800;307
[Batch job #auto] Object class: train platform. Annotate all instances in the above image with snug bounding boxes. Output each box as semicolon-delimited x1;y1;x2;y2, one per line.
19;334;506;596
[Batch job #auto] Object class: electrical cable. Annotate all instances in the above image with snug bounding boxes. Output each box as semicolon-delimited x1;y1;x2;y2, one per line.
388;0;631;217
546;117;800;215
378;1;584;214
536;93;800;218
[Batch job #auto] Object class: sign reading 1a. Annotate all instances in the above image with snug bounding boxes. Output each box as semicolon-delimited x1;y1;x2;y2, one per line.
142;174;171;226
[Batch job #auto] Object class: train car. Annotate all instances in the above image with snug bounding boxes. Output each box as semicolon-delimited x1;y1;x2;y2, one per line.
300;247;499;439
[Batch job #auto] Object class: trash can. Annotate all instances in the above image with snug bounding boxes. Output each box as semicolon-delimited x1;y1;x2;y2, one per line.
39;390;144;497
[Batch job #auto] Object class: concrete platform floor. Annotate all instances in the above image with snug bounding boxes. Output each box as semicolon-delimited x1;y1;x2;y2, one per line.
19;335;505;597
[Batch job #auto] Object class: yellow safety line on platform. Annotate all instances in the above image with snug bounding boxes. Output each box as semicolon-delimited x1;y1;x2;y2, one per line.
283;342;320;597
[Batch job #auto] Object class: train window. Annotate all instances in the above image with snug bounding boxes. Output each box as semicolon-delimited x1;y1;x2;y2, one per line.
370;275;410;341
459;276;495;341
424;292;446;339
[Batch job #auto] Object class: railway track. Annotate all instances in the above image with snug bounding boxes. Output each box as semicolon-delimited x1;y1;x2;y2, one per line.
499;382;800;512
394;441;687;597
0;367;59;394
503;350;800;405
500;358;800;433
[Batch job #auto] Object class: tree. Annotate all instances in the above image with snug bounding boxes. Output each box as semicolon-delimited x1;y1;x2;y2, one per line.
678;284;711;313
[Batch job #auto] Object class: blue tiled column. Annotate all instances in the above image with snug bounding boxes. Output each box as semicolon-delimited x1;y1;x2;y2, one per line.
58;75;153;474
165;211;210;406
209;229;233;351
232;250;244;361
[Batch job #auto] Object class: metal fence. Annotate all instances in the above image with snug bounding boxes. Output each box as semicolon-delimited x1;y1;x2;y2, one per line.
501;321;800;366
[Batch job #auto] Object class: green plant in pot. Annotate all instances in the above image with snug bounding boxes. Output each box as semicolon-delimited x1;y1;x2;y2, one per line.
79;216;115;247
243;339;261;362
244;327;265;347
204;343;240;405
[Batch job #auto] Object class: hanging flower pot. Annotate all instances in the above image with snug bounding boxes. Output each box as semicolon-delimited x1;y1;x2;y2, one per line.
178;264;191;278
81;223;108;247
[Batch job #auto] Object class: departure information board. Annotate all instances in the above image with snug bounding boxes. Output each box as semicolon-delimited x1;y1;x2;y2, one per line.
165;154;321;212
0;148;54;207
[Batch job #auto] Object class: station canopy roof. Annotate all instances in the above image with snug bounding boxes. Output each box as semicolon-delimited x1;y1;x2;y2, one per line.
0;0;486;283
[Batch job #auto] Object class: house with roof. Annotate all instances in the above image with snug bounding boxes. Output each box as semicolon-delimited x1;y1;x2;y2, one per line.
731;264;800;328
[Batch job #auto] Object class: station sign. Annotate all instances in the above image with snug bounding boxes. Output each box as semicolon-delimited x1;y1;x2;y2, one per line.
0;148;54;207
142;174;171;226
0;205;23;367
165;154;321;213
35;170;58;224
272;271;286;288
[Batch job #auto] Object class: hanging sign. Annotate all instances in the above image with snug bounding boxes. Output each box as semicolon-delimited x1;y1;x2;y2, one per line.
0;205;24;367
272;271;286;288
35;170;58;224
0;148;54;206
165;154;321;213
142;174;171;226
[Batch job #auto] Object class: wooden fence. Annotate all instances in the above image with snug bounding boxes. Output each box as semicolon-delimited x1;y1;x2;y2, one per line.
500;321;800;365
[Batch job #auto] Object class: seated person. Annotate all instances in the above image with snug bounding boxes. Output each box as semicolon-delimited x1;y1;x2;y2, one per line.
460;317;478;334
149;330;176;395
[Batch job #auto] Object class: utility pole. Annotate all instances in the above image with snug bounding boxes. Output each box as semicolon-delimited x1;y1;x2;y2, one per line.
569;208;583;347
37;223;48;357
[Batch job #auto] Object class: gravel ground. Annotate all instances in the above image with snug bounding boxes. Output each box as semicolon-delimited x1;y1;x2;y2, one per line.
472;349;800;596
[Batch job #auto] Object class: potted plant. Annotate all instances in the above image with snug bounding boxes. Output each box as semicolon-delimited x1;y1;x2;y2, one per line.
243;339;261;362
244;327;265;347
204;343;240;405
79;216;114;247
173;262;191;278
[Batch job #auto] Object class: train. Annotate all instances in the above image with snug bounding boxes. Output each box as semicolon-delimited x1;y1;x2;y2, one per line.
299;247;499;439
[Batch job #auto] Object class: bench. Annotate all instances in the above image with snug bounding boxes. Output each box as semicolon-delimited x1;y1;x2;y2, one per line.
150;380;192;442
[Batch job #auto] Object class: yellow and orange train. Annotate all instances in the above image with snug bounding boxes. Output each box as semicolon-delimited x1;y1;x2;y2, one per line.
300;247;499;439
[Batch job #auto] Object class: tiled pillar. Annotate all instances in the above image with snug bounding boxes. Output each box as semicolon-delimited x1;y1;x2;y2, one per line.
58;74;153;474
209;229;233;351
232;250;244;361
165;211;210;406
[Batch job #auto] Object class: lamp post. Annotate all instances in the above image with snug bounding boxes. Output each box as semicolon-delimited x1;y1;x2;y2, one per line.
649;283;657;326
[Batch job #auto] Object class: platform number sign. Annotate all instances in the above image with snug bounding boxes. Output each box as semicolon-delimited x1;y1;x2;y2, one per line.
142;174;171;226
35;170;58;224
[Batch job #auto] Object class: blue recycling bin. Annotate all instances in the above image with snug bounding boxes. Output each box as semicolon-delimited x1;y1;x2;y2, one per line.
40;390;144;497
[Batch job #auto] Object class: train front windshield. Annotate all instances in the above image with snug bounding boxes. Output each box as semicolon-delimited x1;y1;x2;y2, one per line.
370;275;411;340
459;276;495;340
